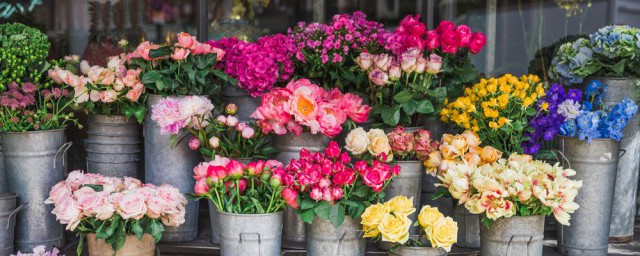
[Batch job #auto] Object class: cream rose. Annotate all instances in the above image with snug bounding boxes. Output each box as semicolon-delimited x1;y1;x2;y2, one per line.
379;213;412;244
418;205;444;228
367;129;392;161
116;192;147;220
461;130;481;147
439;144;460;160
384;196;415;217
450;135;469;153
345;127;369;155
424;151;443;175
426;217;458;252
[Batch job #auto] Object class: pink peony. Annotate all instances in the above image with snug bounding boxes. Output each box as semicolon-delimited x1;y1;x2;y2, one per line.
282;187;299;208
188;137;200;150
151;97;185;135
194;179;210;196
316;102;347;137
193;162;212;180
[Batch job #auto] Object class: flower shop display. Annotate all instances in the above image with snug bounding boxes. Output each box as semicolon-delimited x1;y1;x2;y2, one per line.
11;245;62;256
1;193;23;256
193;158;285;256
549;25;640;85
360;196;456;256
281;141;397;255
45;171;187;256
440;74;545;155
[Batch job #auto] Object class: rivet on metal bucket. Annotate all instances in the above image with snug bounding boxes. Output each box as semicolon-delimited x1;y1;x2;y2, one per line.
86;115;141;178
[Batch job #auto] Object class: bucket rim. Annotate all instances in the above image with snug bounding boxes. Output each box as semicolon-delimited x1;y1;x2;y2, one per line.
556;135;620;142
585;76;640;81
0;192;18;200
216;208;283;218
1;128;65;135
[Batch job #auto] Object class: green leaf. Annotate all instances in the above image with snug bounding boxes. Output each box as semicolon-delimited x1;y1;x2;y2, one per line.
251;198;265;213
79;184;103;192
142;70;162;84
393;90;414;103
353;185;370;198
481;217;494;229
329;203;346;228
148;46;172;58
76;235;84;256
299;208;315;223
402;100;417;115
149;220;165;242
300;198;316;210
132;220;144;240
416;100;435;114
314;201;331;219
113;220;127;251
381;105;401;126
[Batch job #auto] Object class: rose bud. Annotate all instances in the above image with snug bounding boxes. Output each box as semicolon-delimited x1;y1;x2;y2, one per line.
391;165;401;176
254;160;266;176
226;160;244;180
216;115;227;125
246;162;259;176
188;137;200;150
282;187;299;208
225;103;238;115
208;136;220;149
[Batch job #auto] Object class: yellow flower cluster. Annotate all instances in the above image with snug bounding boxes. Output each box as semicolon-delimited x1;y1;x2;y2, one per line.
423;130;502;176
361;196;457;252
438;154;582;225
440;74;544;132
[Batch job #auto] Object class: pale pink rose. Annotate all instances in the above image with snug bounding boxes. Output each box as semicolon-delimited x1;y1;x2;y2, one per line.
161;205;186;227
415;57;427;73
107;55;125;69
226;116;239;127
125;90;141;102
113;79;125;91
81;173;102;185
64;73;82;87
45;181;72;205
368;68;389;86
116;192;147;220
74;86;89;104
87;66;104;83
426;54;443;74
171;48;190;61
93;196;116;220
207;46;226;61
157;184;187;207
73;186;99;215
99;90;118;103
146;197;168;219
48;68;63;84
123;177;143;190
65;170;86;190
108;192;125;205
89;90;101;102
190;42;211;55
80;60;91;75
374;54;392;71
400;47;420;72
52;197;82;231
356;52;373;70
133;41;161;61
388;64;401;80
121;69;141;87
176;32;196;49
132;82;145;92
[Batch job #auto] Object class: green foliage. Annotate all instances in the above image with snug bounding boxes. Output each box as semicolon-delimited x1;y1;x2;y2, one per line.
76;215;167;254
0;23;50;90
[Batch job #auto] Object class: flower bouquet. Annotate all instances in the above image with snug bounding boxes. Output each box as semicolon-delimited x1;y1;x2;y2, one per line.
360;195;457;254
423;130;502;177
550;25;640;85
46;171;186;255
440;74;545;155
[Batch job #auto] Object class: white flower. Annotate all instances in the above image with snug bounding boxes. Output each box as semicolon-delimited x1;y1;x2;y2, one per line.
557;99;581;119
345;127;369;155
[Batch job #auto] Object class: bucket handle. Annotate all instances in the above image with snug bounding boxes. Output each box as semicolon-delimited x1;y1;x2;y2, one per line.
553;150;571;170
506;234;533;256
53;142;73;171
4;203;25;231
337;230;363;256
619;149;627;158
239;232;261;256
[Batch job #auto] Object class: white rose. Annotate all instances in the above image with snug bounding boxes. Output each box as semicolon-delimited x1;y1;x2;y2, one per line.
345;127;369;155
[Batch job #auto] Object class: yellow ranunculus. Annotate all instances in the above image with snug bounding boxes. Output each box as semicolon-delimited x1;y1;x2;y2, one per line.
486;83;497;93
418;205;445;228
379;213;412;244
489;121;500;129
361;203;388;228
523;97;534;107
426;217;458;252
541;102;549;111
384;196;415;216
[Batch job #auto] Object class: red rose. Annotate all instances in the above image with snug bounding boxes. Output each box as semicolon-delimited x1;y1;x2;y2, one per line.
440;29;459;54
436;20;456;35
469;32;487;54
455;25;472;47
424;30;440;51
399;15;426;36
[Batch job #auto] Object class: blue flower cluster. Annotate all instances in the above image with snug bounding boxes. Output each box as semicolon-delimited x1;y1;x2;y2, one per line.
549;38;595;85
590;25;638;58
559;81;638;143
523;84;582;154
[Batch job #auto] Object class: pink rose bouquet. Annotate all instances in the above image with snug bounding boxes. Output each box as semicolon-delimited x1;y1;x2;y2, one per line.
46;171;186;254
128;32;235;96
151;96;275;159
250;78;371;137
282;141;398;227
51;54;147;122
192;157;286;214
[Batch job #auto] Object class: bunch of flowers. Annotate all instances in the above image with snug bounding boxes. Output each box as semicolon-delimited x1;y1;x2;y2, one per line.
50;54;147;122
559;80;638;142
437;154;582;227
522;84;583;154
289;11;391;93
361;196;457;252
250;78;371;137
128;32;234;96
0;23;50;90
193;156;286;214
550;25;640;84
440;74;545;154
45;171;186;254
150;95;214;135
12;245;63;256
344;126;439;162
423;130;502;176
282;141;398;227
356;49;446;126
207;34;297;97
0;58;80;132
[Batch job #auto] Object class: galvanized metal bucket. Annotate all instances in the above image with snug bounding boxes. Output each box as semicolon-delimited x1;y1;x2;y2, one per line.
480;215;545;256
388;246;447;256
584;77;640;242
420;192;454;220
556;136;620;255
0;193;24;256
453;204;480;249
218;210;283;256
144;94;201;242
220;85;261;122
379;160;423;250
1;129;71;252
0;142;5;193
86;114;141;178
274;132;330;245
306;216;366;256
208;158;252;245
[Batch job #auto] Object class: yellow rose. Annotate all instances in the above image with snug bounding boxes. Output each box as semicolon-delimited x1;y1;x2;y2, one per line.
363;224;380;238
379;213;412;244
361;203;388;228
426;217;458;252
441;134;453;144
480;146;502;164
461;130;481;147
367;129;392;161
345;127;369;155
439;144;460;160
424;151;442;175
418;205;444;228
384;196;416;216
450;135;469;153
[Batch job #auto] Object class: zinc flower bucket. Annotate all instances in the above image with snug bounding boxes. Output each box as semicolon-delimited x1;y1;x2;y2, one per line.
87;233;155;256
86;114;141;178
144;94;201;242
0;129;71;252
218;210;283;256
0;142;5;192
220;85;261;122
480;215;545;256
388;246;448;256
453;205;480;249
0;193;24;256
556;136;620;255
306;216;366;256
584;76;640;242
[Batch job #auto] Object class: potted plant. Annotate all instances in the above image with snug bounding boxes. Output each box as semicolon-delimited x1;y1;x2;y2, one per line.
45;171;187;256
128;32;232;242
250;78;371;243
51;52;145;178
361;195;457;256
281;141;398;256
0;23;78;253
555;82;638;254
192;158;286;256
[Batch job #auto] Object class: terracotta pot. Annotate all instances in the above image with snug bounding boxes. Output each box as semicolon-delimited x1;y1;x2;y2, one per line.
87;233;155;256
